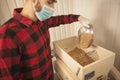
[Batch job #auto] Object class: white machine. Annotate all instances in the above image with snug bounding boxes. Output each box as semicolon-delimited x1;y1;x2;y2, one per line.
53;36;115;80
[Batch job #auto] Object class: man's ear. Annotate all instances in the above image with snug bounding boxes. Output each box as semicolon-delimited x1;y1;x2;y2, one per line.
31;0;36;3
32;0;39;6
32;0;42;12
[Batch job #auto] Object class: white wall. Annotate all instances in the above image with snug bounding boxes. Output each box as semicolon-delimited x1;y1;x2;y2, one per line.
0;0;24;24
0;0;120;71
73;0;120;71
49;0;77;49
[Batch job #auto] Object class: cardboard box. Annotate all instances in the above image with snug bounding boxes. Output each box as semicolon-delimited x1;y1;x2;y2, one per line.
53;36;115;80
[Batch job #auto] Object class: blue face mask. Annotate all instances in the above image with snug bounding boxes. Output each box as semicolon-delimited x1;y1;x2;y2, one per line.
35;5;54;21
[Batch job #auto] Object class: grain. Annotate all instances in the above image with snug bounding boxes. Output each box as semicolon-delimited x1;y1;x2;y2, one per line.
79;33;93;48
68;47;94;66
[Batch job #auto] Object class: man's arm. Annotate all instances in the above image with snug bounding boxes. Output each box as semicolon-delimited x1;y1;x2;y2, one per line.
0;35;20;80
45;14;80;28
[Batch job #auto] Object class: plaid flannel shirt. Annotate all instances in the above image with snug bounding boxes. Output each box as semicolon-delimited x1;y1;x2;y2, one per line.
0;8;79;80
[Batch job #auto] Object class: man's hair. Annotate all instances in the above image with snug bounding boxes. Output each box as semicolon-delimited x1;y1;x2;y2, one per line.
25;0;57;3
25;0;29;2
50;0;57;3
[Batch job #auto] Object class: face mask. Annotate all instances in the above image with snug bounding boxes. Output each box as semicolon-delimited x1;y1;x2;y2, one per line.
35;5;54;21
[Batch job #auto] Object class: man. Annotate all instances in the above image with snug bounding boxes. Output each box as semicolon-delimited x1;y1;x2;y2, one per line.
0;0;91;80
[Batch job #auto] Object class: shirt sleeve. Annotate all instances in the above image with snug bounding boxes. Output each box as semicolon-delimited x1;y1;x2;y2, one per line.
0;35;20;80
45;14;80;28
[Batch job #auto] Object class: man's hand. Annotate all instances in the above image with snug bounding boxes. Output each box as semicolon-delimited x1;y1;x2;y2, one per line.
78;15;91;27
32;0;42;12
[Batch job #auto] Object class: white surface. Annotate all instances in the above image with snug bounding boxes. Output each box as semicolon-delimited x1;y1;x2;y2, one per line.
54;58;79;80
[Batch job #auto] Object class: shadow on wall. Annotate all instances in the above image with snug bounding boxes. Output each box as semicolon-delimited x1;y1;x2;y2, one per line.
93;0;112;49
92;0;120;71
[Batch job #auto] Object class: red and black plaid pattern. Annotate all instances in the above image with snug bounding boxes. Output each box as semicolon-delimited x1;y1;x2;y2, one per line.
0;8;79;80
